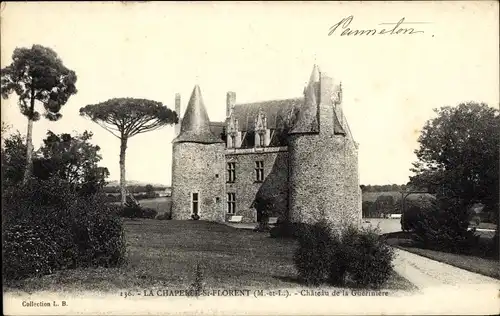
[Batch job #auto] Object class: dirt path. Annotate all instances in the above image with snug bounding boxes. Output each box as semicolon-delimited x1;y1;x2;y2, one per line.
393;248;500;289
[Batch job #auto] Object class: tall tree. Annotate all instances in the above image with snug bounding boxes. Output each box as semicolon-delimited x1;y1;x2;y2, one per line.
80;98;177;205
410;102;499;221
144;184;155;198
1;45;77;183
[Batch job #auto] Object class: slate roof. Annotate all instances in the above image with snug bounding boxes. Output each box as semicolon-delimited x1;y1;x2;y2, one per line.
289;82;319;134
333;111;346;135
231;98;304;132
173;85;224;144
227;94;346;147
209;121;226;141
230;98;303;147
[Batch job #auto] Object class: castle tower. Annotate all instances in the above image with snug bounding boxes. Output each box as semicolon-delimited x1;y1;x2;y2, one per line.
171;85;225;222
288;65;361;229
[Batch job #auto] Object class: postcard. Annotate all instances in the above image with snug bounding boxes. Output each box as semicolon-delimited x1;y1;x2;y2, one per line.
1;1;499;315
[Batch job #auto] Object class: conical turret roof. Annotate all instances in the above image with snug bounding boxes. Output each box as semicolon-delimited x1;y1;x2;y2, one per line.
173;85;223;143
309;64;320;84
289;66;320;134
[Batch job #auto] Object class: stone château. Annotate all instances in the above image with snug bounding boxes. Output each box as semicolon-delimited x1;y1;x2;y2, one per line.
171;65;361;228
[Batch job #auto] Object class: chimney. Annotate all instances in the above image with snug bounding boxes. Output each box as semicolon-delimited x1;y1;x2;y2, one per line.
175;93;181;136
226;91;236;118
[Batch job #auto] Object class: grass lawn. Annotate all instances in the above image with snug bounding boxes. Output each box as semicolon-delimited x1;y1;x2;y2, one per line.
5;219;415;293
385;232;499;280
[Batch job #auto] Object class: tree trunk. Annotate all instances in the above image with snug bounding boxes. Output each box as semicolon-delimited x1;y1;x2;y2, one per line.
22;118;34;184
119;136;128;206
22;92;36;184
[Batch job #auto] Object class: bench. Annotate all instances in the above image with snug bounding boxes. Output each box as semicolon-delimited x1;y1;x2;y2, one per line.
228;215;243;223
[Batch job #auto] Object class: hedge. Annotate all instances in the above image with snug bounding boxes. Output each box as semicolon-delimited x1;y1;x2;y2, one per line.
3;177;126;282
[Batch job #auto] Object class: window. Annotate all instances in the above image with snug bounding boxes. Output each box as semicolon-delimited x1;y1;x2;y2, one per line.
227;193;236;214
192;193;199;215
255;161;264;182
227;162;236;182
259;132;265;147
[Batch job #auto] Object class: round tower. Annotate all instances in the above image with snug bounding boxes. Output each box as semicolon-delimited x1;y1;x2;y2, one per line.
171;85;225;222
288;65;358;229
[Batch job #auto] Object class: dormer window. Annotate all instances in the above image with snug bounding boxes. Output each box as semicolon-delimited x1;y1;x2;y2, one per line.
227;114;241;149
231;134;236;148
254;108;268;148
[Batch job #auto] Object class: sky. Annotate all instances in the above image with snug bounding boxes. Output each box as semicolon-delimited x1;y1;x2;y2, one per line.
1;1;498;186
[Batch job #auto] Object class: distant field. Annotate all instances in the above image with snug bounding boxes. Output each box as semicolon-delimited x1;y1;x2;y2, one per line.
363;191;401;202
116;191;422;212
112;197;172;215
362;191;433;203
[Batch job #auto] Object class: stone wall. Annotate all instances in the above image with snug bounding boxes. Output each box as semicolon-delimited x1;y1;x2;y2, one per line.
225;147;288;223
343;138;362;227
171;142;225;222
288;134;361;229
288;72;361;230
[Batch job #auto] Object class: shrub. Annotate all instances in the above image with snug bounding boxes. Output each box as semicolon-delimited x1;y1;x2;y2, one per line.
293;221;334;285
269;221;307;239
253;221;271;232
3;223;61;280
291;222;395;288
253;196;272;223
341;226;394;288
401;205;421;232
141;207;158;219
3;177;78;280
119;205;158;219
412;197;478;254
401;198;435;232
71;195;127;267
156;212;172;220
120;204;142;218
2;177;126;282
